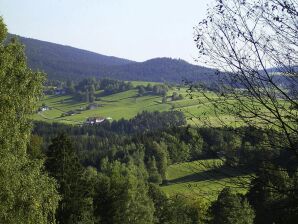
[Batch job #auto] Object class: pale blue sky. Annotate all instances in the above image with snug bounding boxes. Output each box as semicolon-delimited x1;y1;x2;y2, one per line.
0;0;211;62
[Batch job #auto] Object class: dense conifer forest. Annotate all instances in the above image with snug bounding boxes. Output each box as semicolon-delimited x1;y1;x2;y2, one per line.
8;34;217;83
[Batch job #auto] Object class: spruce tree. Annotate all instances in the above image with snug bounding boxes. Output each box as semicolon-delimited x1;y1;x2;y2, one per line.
151;141;168;181
147;156;162;184
46;134;94;224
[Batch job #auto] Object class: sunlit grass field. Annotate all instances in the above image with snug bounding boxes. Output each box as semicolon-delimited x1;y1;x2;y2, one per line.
32;89;173;124
33;83;278;127
161;159;251;200
32;84;236;125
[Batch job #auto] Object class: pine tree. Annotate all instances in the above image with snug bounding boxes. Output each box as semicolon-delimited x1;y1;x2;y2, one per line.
151;141;168;181
147;156;162;184
46;134;94;223
0;17;59;223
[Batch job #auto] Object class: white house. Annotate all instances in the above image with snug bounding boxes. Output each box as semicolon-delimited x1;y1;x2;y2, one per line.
40;106;49;112
85;117;106;125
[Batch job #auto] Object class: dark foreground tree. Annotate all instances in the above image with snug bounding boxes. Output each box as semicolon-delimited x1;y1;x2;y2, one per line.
46;134;94;223
210;188;255;224
0;17;59;223
247;164;298;224
148;184;207;224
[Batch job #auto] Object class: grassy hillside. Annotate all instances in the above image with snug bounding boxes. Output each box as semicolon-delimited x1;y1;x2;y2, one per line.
32;85;234;125
161;159;251;200
32;89;170;124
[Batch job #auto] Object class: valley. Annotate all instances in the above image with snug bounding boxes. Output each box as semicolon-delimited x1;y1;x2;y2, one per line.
1;0;297;221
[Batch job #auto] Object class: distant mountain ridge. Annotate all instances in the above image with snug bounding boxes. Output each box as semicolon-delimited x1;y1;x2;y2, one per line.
8;34;217;83
104;57;216;83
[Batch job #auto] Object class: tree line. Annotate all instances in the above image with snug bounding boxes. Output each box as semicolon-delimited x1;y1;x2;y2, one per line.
45;78;186;104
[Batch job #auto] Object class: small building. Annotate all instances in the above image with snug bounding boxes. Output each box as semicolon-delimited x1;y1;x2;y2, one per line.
40;106;49;112
85;117;106;125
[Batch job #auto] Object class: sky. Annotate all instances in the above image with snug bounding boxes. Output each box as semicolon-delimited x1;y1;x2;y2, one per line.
0;0;212;63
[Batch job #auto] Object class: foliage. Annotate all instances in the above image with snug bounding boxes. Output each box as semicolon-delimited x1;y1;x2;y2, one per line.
148;142;168;181
171;91;184;101
147;157;162;184
0;17;59;223
148;184;208;224
194;2;298;222
162;133;190;163
99;78;133;95
94;161;155;224
194;0;298;156
74;78;97;102
209;188;255;224
247;164;298;224
137;83;169;97
27;134;45;159
45;134;94;223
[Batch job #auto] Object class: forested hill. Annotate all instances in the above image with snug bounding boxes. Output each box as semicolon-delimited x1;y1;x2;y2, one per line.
105;58;216;83
8;34;217;83
7;34;135;80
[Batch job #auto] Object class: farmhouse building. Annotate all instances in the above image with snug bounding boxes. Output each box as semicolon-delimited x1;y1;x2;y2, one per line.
40;106;49;112
85;117;106;125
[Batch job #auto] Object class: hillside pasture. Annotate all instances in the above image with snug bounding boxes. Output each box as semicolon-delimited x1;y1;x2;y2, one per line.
32;85;242;126
32;89;172;124
161;159;251;200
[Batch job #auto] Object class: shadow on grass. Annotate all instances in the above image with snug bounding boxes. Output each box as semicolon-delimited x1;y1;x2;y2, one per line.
164;166;251;185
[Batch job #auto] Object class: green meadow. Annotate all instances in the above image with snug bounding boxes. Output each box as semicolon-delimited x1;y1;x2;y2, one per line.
32;84;235;125
33;82;280;127
161;159;251;200
32;89;171;124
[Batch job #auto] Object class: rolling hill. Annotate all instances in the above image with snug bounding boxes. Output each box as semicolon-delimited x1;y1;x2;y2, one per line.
31;82;237;126
8;34;217;83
